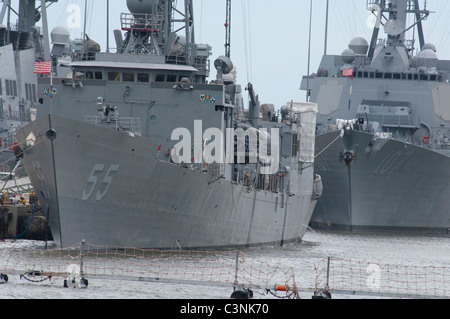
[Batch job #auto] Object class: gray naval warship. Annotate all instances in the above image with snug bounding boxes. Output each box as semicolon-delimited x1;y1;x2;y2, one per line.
16;0;322;249
0;0;56;168
301;0;450;233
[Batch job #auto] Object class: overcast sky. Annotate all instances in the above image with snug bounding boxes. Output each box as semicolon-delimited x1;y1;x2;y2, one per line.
34;0;450;109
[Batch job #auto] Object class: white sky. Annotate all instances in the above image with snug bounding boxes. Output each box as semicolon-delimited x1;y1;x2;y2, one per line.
9;0;450;109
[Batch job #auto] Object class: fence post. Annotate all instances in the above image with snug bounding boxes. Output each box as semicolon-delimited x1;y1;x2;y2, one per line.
80;239;86;277
326;257;331;291
234;251;240;286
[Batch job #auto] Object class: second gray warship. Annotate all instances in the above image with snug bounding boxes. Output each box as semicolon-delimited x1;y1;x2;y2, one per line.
0;0;56;169
16;0;322;249
302;0;450;233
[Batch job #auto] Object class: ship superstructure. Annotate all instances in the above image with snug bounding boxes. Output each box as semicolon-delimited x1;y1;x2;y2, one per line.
0;0;57;168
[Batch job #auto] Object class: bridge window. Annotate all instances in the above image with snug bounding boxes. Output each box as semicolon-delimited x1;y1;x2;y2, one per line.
123;73;135;82
167;75;177;82
137;73;150;83
155;74;165;82
108;72;120;82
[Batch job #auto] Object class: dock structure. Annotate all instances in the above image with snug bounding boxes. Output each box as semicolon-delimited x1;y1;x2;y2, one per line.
0;178;50;241
0;177;33;198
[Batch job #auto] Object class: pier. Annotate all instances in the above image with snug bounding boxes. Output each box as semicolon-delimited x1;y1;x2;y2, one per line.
0;177;49;241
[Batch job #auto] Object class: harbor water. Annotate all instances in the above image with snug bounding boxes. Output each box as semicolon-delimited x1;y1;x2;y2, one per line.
0;229;449;300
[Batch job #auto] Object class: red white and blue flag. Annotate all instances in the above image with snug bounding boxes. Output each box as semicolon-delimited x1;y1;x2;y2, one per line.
342;67;353;78
33;60;52;74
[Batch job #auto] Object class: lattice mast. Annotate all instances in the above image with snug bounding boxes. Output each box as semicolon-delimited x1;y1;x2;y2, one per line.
120;0;195;63
366;0;430;58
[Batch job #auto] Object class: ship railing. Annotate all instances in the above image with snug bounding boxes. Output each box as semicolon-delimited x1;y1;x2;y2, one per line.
192;57;211;74
121;13;164;32
166;54;187;65
71;50;98;62
85;116;142;136
166;54;210;73
205;163;225;180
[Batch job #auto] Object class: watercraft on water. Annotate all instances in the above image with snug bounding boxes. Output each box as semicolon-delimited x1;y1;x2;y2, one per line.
17;0;322;249
301;0;450;233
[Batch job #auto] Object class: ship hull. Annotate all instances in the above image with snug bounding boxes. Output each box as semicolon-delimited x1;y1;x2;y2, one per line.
17;115;318;248
313;130;450;233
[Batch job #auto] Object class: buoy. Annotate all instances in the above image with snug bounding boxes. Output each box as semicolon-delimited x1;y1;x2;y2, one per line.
276;285;286;292
230;287;253;299
312;290;332;299
63;264;88;289
64;277;88;289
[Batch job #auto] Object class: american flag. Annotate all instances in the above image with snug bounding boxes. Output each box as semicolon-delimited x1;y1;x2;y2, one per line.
33;60;52;74
342;67;353;77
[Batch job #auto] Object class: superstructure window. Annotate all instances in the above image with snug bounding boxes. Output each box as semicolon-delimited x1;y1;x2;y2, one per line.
123;73;135;82
137;73;150;82
5;80;11;96
108;72;120;82
155;74;165;82
25;83;37;102
5;80;10;96
31;84;36;102
85;71;103;80
25;83;30;100
167;75;177;82
292;133;299;156
5;80;17;97
0;79;2;95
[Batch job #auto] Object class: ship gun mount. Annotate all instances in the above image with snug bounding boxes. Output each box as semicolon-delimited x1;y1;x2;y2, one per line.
84;97;142;136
